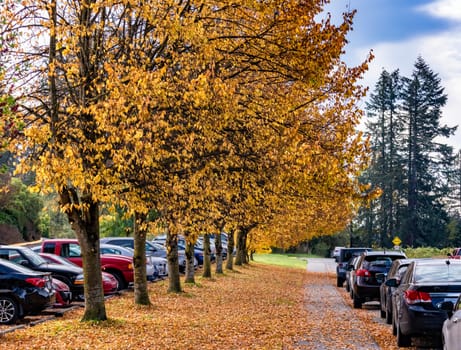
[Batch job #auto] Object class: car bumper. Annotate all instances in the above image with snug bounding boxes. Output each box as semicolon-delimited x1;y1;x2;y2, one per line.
355;280;380;300
400;305;447;336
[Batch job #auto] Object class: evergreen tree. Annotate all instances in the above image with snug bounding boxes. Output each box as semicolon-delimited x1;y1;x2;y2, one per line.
364;69;405;246
400;56;456;246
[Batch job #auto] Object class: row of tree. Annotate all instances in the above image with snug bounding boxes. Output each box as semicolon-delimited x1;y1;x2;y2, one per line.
1;1;374;321
351;57;460;248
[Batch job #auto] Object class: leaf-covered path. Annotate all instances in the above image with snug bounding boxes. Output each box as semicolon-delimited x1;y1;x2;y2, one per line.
296;270;380;350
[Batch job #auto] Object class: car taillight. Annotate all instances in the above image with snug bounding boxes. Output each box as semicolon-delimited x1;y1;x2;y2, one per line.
404;290;432;304
26;277;47;288
356;269;370;277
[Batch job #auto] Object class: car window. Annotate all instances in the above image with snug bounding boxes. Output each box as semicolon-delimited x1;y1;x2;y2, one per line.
414;264;461;282
68;243;81;257
396;265;409;278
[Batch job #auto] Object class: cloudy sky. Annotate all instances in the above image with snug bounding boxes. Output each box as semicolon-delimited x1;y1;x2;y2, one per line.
324;0;461;151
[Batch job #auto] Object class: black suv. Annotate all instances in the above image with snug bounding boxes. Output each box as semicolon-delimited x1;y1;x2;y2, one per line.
335;247;372;287
350;250;407;308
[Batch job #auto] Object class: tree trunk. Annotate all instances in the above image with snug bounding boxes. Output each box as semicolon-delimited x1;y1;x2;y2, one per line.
225;229;234;271
215;232;223;274
59;188;106;321
184;231;195;284
166;229;181;293
202;234;212;278
133;212;150;305
234;228;247;266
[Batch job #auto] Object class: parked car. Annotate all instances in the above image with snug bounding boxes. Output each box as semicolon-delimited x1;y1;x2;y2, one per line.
0;258;55;324
99;243;167;279
100;237;166;258
331;246;345;260
39;252;119;296
388;259;461;348
52;277;72;307
344;255;360;294
40;239;134;290
335;247;373;287
378;258;415;324
0;245;85;299
440;293;461;350
350;250;407;309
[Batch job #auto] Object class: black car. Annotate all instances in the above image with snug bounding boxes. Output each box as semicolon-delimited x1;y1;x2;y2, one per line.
350;250;407;309
0;245;84;299
0;259;55;324
388;259;461;348
378;258;415;324
335;247;373;287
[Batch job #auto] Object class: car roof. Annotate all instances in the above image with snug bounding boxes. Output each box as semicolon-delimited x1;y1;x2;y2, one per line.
413;258;461;265
362;250;406;256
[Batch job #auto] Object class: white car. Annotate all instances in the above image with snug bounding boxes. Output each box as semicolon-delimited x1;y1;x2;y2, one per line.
441;294;461;350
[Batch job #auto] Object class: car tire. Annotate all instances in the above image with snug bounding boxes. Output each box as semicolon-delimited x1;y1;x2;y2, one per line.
380;308;386;318
385;307;392;325
392;313;397;336
109;271;126;291
345;281;350;292
0;296;19;325
396;321;412;347
353;294;362;309
336;277;343;287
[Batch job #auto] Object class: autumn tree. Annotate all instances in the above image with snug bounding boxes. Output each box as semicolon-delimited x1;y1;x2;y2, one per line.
0;0;372;321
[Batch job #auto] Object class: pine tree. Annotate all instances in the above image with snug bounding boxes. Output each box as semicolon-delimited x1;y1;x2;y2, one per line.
400;56;456;246
364;69;405;246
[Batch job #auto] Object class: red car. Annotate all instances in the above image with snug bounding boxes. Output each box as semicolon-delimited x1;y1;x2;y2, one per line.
40;239;133;290
39;252;118;296
52;277;72;307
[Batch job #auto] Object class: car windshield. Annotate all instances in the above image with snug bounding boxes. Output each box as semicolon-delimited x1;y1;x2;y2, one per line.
415;263;461;282
22;248;47;266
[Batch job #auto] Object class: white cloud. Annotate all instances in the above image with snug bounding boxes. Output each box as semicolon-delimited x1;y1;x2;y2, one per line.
417;0;461;22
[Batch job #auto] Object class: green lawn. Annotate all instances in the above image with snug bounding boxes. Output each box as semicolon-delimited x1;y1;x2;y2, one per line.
253;253;315;269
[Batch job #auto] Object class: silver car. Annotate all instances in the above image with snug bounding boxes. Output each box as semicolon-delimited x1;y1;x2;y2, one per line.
100;243;168;279
441;293;461;350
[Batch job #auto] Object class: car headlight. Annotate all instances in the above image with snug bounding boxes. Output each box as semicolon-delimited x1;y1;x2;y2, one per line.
74;274;85;285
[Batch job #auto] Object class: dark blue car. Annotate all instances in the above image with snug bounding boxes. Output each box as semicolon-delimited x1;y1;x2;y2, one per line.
0;259;55;324
388;259;461;348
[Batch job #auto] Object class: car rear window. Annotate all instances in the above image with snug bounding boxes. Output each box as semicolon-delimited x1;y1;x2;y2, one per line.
415;264;461;282
363;255;405;269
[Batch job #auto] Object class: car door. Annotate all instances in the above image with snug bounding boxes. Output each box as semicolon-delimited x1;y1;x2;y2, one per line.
444;297;461;349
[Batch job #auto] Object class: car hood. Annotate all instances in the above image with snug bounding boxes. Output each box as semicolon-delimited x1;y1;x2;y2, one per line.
37;262;83;275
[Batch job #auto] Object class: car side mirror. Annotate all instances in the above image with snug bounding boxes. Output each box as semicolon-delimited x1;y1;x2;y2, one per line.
19;260;30;267
385;278;398;287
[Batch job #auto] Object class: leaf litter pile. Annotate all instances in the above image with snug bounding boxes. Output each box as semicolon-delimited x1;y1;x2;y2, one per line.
0;263;413;349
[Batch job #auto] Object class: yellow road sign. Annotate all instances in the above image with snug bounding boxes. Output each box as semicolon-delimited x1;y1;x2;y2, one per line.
392;236;402;246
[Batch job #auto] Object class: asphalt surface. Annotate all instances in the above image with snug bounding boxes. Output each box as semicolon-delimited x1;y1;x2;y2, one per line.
295;258;381;350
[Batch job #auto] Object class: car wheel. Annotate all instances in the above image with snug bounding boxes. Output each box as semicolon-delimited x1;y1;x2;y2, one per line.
392;313;397;336
396;321;412;347
380;308;386;318
353;293;362;309
345;281;350;292
0;296;19;325
336;277;343;287
109;271;126;291
385;307;392;325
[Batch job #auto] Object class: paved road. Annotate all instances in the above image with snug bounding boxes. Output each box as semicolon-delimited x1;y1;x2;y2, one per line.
306;258;337;273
